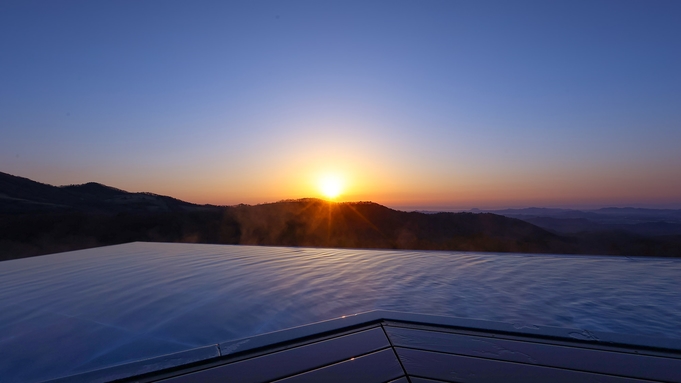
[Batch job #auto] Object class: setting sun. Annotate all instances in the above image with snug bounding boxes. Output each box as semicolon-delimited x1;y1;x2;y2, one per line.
319;174;344;200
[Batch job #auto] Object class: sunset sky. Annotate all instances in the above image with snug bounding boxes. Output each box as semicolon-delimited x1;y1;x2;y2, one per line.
1;1;680;210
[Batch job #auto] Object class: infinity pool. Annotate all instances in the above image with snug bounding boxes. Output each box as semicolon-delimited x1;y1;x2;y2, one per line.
1;242;680;382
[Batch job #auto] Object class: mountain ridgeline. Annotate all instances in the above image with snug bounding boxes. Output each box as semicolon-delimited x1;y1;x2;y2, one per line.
232;199;572;253
1;171;680;260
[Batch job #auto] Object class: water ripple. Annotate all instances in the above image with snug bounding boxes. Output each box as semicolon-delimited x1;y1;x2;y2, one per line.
1;242;680;382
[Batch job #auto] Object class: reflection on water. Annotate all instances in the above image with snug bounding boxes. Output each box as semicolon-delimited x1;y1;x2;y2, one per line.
1;242;680;382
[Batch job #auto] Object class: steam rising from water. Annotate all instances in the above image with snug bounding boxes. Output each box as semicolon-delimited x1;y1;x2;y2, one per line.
1;242;680;382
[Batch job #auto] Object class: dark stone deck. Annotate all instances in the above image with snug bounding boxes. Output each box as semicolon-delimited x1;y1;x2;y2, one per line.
49;311;681;383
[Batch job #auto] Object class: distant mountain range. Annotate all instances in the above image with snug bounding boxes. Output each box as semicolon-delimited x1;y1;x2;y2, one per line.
474;207;681;237
1;171;680;260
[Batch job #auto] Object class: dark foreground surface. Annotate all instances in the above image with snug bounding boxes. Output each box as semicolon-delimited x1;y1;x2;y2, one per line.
55;311;681;383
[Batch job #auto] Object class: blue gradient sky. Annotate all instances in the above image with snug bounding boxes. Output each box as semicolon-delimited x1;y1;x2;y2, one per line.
2;1;680;209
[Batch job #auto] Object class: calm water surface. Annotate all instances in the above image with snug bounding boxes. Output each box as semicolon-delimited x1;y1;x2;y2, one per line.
1;242;680;382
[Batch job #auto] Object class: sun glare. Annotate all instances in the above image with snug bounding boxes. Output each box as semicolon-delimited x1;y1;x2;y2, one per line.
319;174;344;200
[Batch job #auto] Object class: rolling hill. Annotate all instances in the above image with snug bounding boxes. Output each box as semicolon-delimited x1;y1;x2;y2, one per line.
1;171;679;260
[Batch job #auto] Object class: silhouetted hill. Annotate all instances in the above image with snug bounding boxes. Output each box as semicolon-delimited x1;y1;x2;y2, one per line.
0;171;211;214
2;171;681;260
0;171;81;211
61;182;129;198
233;199;575;254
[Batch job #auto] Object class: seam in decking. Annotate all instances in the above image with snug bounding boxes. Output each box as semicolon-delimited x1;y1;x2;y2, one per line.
393;345;668;383
381;323;412;383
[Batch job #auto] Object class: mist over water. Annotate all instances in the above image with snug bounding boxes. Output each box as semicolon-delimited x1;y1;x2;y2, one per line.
1;242;680;382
